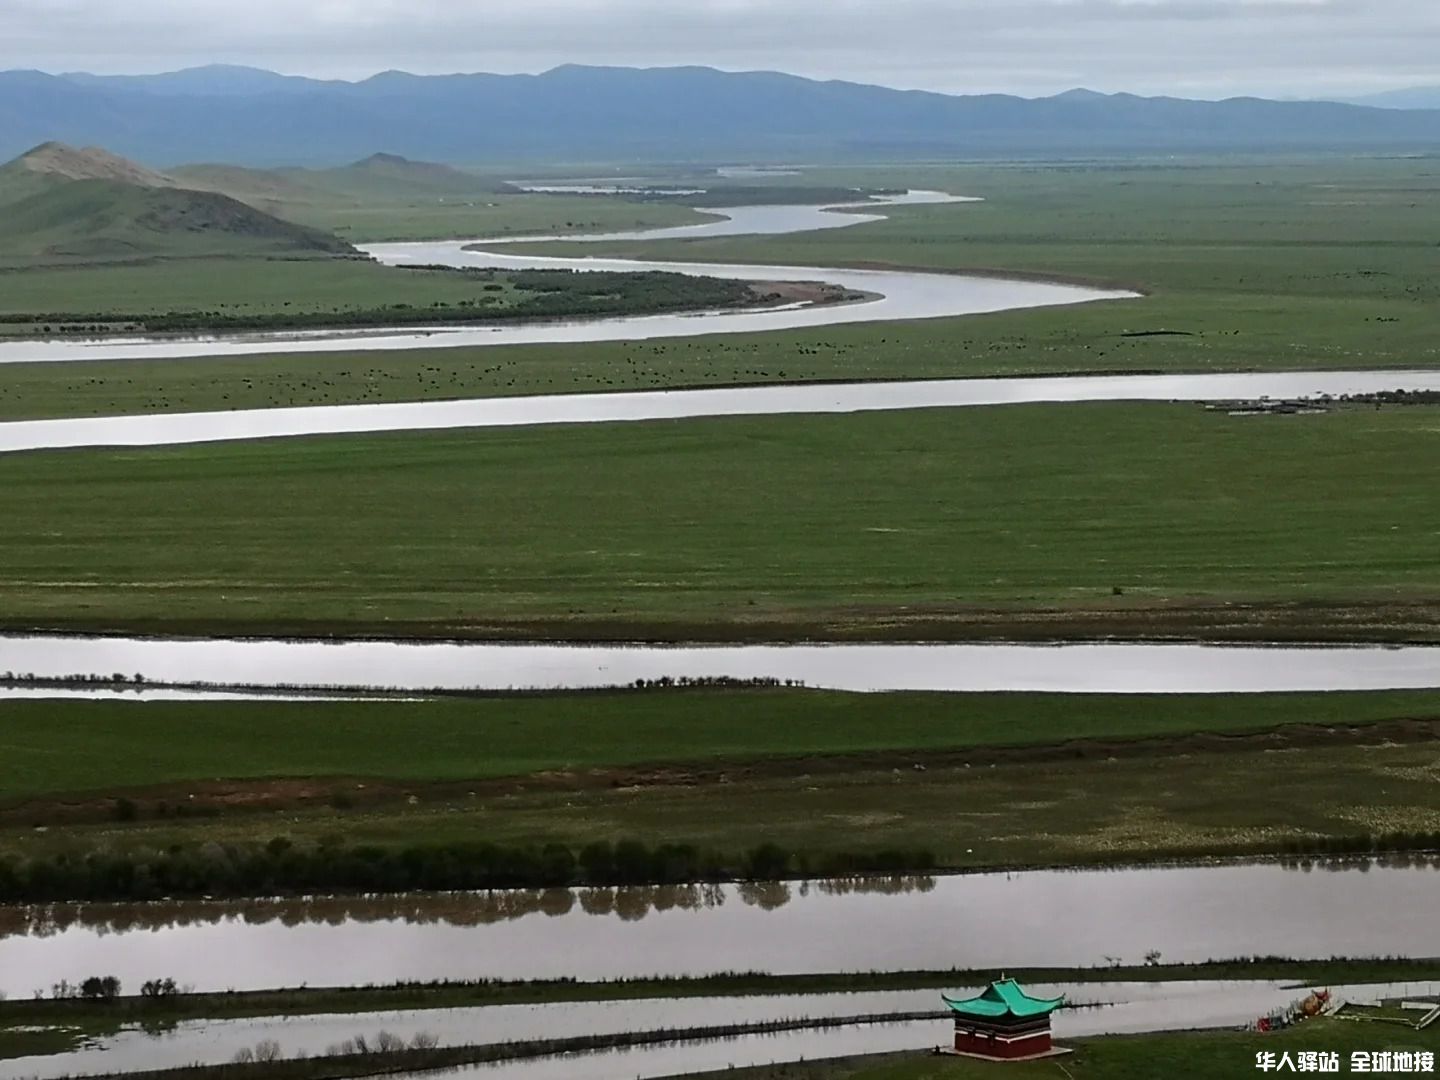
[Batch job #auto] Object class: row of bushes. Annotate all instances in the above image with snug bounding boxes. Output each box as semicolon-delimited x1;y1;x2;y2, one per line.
0;839;937;904
4;270;755;334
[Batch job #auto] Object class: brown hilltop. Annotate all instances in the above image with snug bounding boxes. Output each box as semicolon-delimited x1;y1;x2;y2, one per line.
10;141;175;187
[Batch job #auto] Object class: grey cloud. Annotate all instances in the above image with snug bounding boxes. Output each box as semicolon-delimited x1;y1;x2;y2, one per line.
1;0;1437;98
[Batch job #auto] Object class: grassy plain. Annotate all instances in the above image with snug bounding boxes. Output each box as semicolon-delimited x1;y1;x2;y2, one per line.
3;689;1437;800
4;403;1440;640
4;688;1440;870
3;158;1436;420
281;192;713;243
686;1017;1440;1080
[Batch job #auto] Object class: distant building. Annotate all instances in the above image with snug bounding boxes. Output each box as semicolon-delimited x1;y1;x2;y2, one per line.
943;978;1065;1060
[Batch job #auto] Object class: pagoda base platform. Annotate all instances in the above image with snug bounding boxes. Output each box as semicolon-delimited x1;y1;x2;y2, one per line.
935;1046;1074;1063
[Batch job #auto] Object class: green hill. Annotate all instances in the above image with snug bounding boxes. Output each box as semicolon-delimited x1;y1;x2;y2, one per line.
168;162;331;214
286;153;512;201
0;142;354;259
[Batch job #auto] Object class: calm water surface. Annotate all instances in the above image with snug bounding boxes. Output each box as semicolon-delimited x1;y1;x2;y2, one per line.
3;864;1437;998
2;369;1437;453
4;635;1440;695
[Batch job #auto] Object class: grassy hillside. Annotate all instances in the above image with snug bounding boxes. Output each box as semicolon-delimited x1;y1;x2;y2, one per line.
0;141;356;260
167;162;331;215
0;178;355;259
290;152;512;200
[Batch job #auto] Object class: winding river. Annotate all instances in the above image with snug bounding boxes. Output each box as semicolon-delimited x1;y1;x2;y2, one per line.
1;190;1438;455
0;192;1127;367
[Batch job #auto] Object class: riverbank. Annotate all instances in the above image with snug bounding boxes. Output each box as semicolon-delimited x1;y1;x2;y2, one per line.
5;689;1440;898
0;267;782;340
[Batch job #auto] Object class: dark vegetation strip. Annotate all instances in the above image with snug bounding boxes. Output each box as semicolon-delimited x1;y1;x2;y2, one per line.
0;269;755;334
4;832;1440;905
8;959;1440;1028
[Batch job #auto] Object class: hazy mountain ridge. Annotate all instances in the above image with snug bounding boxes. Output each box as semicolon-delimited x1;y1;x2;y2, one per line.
6;65;1440;164
1345;86;1440;110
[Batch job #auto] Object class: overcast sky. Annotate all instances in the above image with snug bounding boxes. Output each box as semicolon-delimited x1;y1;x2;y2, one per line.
3;0;1438;99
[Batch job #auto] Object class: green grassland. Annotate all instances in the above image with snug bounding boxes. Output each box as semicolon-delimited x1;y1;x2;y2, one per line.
4;157;1437;422
284;192;714;243
5;714;1439;880
4;402;1440;640
509;158;1440;370
0;261;754;340
4;689;1438;801
170;157;716;242
685;1018;1440;1080
0;259;520;324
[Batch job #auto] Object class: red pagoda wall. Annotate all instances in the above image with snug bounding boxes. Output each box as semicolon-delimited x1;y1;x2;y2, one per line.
954;1027;1053;1059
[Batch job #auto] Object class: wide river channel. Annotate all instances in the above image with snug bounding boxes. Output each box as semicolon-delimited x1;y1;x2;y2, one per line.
3;862;1437;997
5;635;1440;695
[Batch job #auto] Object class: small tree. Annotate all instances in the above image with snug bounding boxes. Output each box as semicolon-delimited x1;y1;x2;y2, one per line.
141;978;178;999
80;976;121;1002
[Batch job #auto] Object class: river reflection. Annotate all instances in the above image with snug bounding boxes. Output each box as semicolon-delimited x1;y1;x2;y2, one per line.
3;862;1439;998
0;876;933;941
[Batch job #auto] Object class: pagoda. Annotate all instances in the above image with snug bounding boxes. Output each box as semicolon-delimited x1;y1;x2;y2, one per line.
942;979;1066;1060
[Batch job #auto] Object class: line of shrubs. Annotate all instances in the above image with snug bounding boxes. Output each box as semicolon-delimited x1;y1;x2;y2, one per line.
0;839;937;904
4;270;754;335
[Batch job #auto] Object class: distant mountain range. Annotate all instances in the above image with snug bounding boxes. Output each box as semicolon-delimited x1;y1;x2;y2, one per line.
1345;86;1440;110
5;64;1440;165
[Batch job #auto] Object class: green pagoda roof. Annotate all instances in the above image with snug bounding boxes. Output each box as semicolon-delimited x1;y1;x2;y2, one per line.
943;979;1065;1019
